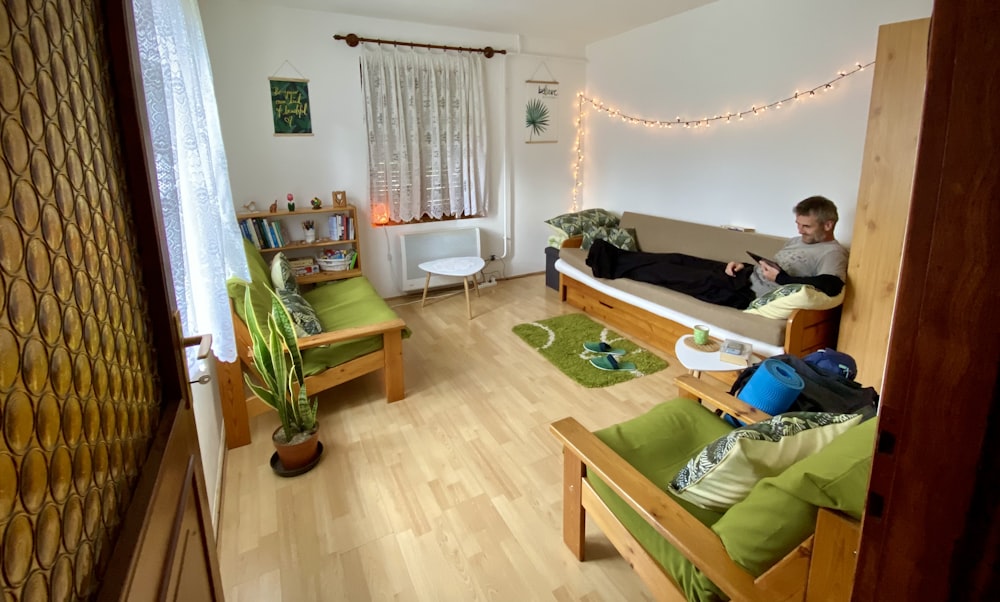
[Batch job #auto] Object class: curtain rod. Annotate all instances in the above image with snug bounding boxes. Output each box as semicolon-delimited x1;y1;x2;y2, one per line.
334;33;506;58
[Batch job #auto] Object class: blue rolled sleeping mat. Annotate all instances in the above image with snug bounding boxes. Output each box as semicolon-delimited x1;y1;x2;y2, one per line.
729;353;880;419
726;359;803;426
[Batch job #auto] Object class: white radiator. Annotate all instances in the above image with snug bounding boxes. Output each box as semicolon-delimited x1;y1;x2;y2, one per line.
400;227;482;292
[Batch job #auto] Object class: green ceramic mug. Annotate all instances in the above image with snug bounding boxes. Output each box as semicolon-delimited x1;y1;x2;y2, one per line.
693;324;710;345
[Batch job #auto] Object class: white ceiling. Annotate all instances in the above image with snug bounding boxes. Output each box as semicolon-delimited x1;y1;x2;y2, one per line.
253;0;717;45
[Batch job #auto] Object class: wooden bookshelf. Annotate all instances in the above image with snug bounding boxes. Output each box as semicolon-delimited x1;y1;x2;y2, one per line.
236;202;362;284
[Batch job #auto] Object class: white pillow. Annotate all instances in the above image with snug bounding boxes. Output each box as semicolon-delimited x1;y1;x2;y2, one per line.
270;252;299;294
743;284;844;320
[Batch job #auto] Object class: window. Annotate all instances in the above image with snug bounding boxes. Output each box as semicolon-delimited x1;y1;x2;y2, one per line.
360;47;488;224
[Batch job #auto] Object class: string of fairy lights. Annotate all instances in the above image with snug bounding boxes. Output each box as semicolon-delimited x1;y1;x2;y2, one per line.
570;60;875;211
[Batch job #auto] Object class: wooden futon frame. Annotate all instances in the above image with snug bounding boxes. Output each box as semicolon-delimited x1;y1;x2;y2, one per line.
550;375;861;601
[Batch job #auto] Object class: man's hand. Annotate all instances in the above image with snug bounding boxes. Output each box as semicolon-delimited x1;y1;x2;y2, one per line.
725;261;744;277
759;261;780;281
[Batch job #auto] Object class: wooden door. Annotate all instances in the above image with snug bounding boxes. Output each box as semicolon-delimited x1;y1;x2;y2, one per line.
853;0;1000;599
0;1;222;599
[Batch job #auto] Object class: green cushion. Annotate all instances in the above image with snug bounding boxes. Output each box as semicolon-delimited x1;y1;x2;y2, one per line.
277;288;323;336
669;412;863;511
545;208;620;237
300;277;411;376
708;417;877;579
229;239;275;325
581;226;638;251
268;252;321;336
588;399;734;602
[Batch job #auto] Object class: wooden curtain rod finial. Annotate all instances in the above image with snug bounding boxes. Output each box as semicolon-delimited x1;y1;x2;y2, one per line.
334;33;505;58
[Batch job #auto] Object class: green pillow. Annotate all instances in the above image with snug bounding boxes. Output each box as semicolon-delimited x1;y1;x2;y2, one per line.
277;288;322;336
669;412;862;511
581;226;638;251
544;208;620;237
708;417;877;578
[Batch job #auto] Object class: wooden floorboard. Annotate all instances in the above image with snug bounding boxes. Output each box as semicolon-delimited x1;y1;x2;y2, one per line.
217;274;689;601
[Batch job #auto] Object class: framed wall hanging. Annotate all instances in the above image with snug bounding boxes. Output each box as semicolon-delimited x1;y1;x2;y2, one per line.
525;78;559;144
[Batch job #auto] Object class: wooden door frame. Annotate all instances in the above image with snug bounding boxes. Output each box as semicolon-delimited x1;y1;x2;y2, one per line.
853;0;1000;599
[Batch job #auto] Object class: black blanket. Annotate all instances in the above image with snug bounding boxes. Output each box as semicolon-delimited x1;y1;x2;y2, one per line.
586;239;756;308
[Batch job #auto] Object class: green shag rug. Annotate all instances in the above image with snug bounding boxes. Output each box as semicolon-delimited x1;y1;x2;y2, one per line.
512;313;668;388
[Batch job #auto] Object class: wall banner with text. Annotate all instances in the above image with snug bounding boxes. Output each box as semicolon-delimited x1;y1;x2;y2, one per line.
269;77;312;135
525;80;559;143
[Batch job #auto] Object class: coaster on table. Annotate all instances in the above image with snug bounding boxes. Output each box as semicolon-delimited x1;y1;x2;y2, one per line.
683;337;720;352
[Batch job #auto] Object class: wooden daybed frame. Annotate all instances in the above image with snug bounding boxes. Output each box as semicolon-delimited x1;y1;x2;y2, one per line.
557;237;841;361
550;375;861;601
216;303;406;449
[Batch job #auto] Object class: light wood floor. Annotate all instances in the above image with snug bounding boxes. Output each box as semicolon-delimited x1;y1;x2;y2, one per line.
217;274;689;601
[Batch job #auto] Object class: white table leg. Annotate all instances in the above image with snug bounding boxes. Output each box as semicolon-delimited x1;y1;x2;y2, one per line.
463;277;472;319
421;272;432;308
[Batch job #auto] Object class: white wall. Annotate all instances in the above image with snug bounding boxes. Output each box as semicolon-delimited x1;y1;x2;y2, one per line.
583;0;932;246
198;0;586;296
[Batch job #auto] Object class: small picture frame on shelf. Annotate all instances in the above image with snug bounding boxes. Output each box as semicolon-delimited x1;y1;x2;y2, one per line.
332;190;348;207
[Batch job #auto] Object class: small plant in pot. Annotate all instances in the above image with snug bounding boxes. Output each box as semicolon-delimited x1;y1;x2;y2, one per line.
243;287;321;474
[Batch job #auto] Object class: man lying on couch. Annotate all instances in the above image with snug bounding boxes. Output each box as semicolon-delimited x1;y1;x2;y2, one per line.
586;196;848;309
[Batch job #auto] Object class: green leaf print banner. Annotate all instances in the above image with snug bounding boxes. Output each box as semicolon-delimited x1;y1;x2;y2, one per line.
269;78;312;135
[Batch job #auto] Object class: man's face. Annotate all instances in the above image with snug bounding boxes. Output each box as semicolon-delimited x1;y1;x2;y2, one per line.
796;214;834;244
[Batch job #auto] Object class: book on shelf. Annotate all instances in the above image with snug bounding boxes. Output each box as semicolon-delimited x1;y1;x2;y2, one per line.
719;339;752;367
237;217;293;250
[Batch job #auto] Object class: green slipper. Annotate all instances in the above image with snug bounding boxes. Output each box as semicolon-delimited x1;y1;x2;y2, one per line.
590;354;637;371
583;341;626;356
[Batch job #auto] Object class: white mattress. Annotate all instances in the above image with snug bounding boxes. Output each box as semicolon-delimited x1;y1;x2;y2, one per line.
554;258;784;358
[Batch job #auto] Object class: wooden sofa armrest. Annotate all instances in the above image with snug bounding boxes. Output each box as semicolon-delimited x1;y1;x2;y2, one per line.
550;417;774;602
296;318;407;350
561;235;583;249
785;306;841;357
674;375;772;425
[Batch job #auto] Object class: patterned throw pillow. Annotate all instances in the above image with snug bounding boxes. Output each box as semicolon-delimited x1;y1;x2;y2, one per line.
744;284;845;320
544;208;621;238
270;252;299;294
276;289;323;337
668;412;863;511
581;226;638;251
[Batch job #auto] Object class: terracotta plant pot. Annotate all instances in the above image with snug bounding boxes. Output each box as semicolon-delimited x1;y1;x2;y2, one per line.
272;426;320;472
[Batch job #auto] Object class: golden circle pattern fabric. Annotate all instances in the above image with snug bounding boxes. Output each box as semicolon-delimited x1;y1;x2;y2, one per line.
1;2;161;598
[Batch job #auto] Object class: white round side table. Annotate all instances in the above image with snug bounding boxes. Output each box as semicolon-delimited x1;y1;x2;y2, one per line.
418;256;487;319
674;335;752;377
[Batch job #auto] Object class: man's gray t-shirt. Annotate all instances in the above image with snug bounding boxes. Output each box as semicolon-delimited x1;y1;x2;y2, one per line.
750;238;849;298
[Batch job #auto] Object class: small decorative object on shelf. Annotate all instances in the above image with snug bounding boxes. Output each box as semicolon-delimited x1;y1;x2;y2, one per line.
269;199;278;213
332;190;347;207
302;220;316;243
286;193;295;211
244;201;258;212
311;197;323;209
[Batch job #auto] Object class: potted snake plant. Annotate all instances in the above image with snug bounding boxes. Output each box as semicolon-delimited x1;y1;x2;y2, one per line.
243;287;321;473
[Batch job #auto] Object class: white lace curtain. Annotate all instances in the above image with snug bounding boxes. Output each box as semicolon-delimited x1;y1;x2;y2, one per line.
360;47;488;223
132;0;248;363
